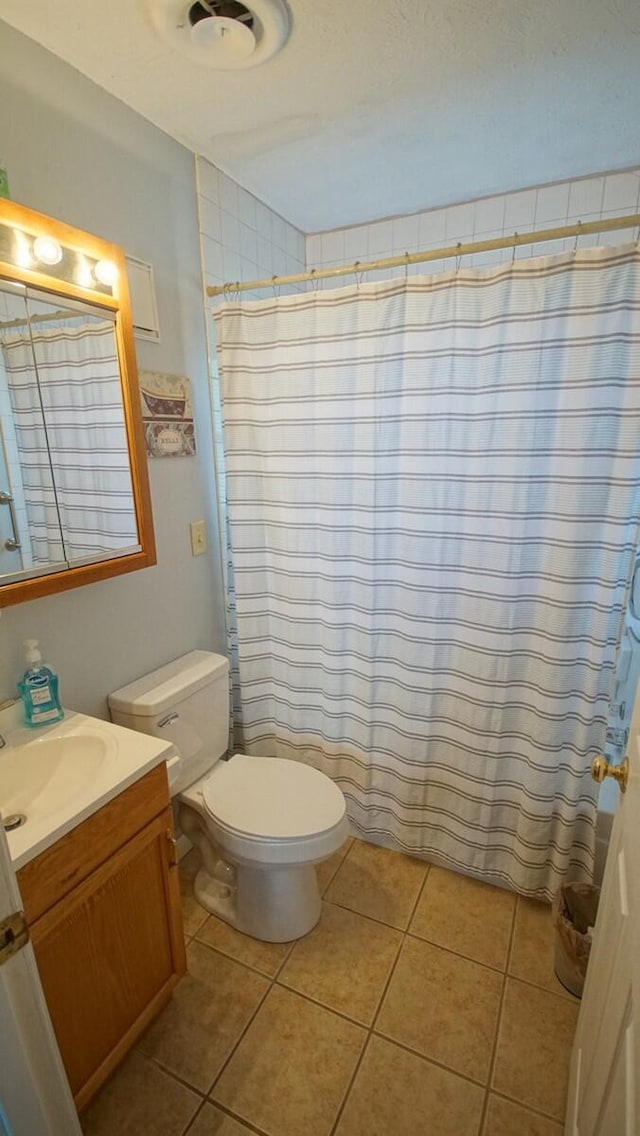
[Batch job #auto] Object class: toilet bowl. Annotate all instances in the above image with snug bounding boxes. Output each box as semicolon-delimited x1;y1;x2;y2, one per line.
179;753;348;941
109;651;349;942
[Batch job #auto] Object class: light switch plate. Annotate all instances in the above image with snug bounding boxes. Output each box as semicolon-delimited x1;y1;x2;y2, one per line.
190;520;207;556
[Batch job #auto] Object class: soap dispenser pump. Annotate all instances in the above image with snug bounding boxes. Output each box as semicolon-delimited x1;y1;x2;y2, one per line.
18;639;64;727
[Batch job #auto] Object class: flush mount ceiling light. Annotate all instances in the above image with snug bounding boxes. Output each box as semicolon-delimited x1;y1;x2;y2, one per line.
146;0;290;69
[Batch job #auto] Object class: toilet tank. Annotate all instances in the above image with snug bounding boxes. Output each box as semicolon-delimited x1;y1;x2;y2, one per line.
108;651;229;796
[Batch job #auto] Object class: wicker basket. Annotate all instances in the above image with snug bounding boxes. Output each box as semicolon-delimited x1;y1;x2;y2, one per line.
551;882;600;997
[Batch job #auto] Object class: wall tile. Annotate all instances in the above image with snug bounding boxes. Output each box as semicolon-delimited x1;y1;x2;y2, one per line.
392;213;420;252
198;161;219;205
444;202;475;241
199;195;221;243
218;172;238;217
306;233;322;266
567;177;605;221
534;183;570;225
418;209;446;247
271;213;287;251
368;219;394;254
602;171;640;214
255;199;272;240
239;223;258;264
237;187;256;230
202;236;224;278
474;196;506;234
504;189;537;232
321;228;346;264
343;225;369;262
220;211;240;254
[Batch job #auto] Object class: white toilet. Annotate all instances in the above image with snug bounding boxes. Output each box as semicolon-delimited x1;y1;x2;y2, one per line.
109;651;348;942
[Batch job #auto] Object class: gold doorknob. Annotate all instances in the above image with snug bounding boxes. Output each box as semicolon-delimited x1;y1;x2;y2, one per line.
590;755;629;793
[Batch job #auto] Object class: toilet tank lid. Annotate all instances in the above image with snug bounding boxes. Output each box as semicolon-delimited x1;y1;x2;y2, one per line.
108;651;228;717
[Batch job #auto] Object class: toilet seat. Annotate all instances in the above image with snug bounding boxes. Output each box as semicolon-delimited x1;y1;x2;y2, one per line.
180;753;348;867
204;753;345;839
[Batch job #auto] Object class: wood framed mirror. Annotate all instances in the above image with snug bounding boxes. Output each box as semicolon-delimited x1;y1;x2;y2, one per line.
0;200;155;607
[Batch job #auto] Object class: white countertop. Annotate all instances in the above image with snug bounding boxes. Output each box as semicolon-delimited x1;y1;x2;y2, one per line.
0;701;177;870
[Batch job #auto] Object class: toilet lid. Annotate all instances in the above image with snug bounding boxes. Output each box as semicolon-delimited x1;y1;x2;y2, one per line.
201;754;345;840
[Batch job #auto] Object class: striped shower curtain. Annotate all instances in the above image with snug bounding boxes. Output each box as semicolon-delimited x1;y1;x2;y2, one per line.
214;242;640;900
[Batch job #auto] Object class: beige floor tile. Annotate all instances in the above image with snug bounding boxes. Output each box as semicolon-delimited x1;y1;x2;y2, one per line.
81;1050;200;1136
492;977;579;1120
195;914;293;978
212;984;366;1136
138;941;268;1093
509;897;578;1000
410;865;515;970
316;837;353;894
278;901;402;1024
335;1034;484;1136
186;1102;258;1135
325;839;427;929
376;935;503;1083
180;872;209;940
483;1094;563;1136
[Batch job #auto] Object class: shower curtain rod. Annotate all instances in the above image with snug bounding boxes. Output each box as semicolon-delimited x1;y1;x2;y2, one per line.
207;212;640;298
0;308;80;331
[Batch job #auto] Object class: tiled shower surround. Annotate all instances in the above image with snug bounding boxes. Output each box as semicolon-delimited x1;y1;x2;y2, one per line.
82;838;576;1136
196;155;639;301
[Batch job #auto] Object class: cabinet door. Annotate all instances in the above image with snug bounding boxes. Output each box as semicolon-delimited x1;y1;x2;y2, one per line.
29;807;186;1110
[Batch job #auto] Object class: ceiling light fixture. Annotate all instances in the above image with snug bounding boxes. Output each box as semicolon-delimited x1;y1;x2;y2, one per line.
146;0;290;69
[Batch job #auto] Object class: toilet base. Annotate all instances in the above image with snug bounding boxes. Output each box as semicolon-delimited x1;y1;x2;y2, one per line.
194;860;321;942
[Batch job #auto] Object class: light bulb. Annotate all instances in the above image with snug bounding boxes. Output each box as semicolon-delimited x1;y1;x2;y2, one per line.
33;235;63;266
75;254;94;289
94;259;118;287
13;231;33;268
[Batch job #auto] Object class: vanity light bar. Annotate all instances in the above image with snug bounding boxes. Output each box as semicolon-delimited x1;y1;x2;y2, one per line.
0;221;118;295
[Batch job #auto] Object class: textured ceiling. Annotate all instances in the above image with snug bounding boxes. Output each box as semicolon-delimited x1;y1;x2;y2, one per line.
0;0;639;232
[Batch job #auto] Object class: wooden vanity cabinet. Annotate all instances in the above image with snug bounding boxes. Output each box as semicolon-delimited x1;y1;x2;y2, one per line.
16;763;186;1112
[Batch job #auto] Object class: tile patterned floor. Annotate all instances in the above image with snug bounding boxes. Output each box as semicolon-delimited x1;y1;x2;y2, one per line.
81;838;577;1136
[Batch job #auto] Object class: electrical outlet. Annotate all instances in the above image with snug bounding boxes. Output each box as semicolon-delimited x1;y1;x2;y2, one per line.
190;520;207;556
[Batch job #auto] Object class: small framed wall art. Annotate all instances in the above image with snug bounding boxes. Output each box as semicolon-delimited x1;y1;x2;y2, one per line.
139;370;196;458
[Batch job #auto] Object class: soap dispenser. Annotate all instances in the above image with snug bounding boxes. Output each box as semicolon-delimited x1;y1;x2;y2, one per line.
18;639;64;727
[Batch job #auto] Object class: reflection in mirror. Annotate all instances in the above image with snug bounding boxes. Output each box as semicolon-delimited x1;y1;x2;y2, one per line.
25;289;140;567
0;281;66;578
0;287;141;583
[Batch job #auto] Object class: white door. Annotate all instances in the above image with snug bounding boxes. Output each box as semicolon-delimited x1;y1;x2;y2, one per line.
565;690;640;1135
0;822;81;1136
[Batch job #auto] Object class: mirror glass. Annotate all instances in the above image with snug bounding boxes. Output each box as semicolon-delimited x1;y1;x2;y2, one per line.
0;282;140;584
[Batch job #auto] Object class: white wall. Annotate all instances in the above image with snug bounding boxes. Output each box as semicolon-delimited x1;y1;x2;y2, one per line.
306;170;640;279
0;21;227;717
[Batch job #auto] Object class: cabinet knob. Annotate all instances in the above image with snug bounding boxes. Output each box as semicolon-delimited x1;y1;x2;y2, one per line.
590;755;628;793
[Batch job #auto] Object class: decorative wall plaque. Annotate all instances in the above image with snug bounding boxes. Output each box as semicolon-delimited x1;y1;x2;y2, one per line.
139;370;196;458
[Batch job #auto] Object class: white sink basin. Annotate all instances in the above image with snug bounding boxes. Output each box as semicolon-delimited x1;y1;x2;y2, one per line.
0;703;177;869
0;733;112;820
